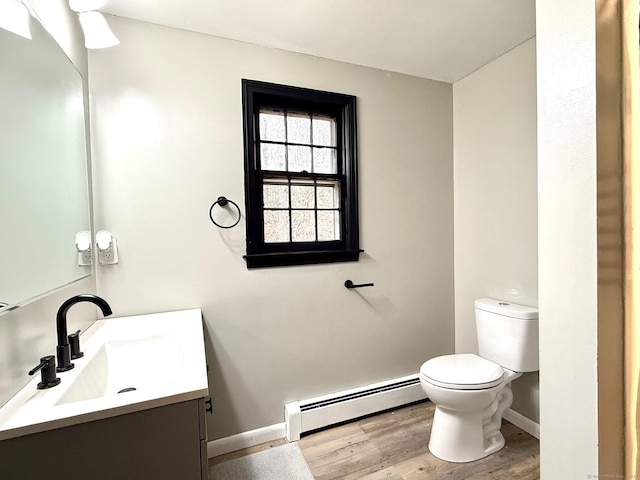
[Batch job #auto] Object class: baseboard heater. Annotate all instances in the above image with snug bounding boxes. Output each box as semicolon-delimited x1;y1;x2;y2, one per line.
285;374;425;441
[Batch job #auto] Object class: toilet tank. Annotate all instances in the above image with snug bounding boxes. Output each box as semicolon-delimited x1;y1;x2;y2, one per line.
475;298;539;372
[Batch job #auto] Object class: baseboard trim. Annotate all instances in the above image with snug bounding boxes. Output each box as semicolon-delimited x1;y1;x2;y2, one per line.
503;408;540;439
207;422;286;458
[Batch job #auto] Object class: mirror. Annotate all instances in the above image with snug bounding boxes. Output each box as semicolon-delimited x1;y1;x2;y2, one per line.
0;5;91;311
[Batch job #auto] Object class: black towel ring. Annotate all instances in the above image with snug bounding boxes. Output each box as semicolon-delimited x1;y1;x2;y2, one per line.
209;196;241;229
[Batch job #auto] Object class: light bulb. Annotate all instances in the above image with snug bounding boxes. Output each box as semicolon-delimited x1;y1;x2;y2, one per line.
0;0;31;39
78;11;119;49
68;0;107;13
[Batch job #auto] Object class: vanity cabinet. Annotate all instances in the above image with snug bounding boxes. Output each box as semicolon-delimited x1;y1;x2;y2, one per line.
0;398;208;480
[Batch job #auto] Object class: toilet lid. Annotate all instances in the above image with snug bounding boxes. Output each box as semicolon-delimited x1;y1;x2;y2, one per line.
420;354;504;390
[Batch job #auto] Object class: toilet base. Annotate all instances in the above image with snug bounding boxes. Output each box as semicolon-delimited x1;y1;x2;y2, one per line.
428;386;513;463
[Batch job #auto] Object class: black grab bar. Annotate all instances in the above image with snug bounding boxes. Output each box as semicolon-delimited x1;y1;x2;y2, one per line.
344;280;374;289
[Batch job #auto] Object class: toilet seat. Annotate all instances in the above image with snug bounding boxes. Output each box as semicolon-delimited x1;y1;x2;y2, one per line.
420;353;504;390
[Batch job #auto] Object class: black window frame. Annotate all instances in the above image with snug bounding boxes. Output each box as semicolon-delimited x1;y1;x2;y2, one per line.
242;79;360;268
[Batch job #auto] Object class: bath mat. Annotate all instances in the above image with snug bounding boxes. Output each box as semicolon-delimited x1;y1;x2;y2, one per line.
209;443;314;480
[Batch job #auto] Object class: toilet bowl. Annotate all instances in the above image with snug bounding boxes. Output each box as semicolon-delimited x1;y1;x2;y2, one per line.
420;354;521;462
420;299;538;463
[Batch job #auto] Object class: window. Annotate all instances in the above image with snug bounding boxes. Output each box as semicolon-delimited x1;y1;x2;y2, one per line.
242;80;360;268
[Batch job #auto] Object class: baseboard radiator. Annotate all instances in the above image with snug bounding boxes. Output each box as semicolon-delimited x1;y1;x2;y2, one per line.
285;374;425;441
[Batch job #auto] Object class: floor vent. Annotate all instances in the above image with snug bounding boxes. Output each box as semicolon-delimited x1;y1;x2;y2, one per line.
285;374;425;441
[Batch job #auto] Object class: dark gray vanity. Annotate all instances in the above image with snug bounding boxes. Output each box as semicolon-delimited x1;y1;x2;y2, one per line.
0;310;209;480
0;398;208;480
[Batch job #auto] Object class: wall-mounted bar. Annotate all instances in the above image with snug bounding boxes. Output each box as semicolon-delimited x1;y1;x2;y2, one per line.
344;280;374;289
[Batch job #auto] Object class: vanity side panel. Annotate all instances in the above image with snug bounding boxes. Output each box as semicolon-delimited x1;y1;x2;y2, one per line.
0;400;202;480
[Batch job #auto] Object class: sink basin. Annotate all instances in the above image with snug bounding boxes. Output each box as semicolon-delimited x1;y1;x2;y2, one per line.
0;309;207;441
56;334;183;405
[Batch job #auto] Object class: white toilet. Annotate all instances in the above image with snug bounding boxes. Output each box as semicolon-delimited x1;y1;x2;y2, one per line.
420;298;538;463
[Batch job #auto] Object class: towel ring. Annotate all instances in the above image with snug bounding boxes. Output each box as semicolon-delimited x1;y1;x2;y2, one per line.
209;196;241;229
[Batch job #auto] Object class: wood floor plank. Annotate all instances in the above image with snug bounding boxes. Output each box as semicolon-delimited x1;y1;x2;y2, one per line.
207;438;288;467
299;401;539;480
298;422;366;451
358;466;405;480
357;402;433;466
211;400;540;479
393;448;462;479
299;423;386;480
305;438;384;480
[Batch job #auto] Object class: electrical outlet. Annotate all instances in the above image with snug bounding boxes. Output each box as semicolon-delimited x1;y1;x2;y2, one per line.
75;230;92;266
77;250;92;266
98;238;118;265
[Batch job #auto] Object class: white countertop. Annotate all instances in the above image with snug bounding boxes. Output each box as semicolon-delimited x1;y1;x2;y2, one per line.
0;309;208;441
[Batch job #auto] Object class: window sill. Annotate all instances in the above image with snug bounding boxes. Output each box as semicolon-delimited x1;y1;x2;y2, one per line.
243;249;362;269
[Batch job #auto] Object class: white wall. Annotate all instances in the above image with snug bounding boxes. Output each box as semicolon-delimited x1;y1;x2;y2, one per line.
88;16;454;440
537;0;599;477
0;0;97;408
453;39;538;422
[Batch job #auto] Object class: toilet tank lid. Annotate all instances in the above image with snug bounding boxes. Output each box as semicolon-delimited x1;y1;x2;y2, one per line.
474;298;538;320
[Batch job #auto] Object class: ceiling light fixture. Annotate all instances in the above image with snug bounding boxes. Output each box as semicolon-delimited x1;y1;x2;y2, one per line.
69;0;107;11
78;11;119;49
69;0;119;49
0;0;32;39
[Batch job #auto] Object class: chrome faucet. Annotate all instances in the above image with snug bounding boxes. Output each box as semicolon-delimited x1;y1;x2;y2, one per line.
56;294;112;372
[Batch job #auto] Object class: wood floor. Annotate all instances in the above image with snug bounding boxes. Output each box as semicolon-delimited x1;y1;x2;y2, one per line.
209;401;540;479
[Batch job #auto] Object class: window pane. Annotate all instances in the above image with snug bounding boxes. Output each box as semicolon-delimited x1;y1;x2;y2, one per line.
263;184;289;208
287;145;312;172
318;211;340;241
259;110;286;142
291;184;315;208
264;210;290;243
287;113;311;144
316;183;339;209
312;115;336;146
313;147;337;174
291;210;315;242
260;143;286;171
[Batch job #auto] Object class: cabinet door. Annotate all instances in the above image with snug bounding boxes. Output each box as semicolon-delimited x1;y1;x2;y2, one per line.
198;397;209;480
0;400;203;480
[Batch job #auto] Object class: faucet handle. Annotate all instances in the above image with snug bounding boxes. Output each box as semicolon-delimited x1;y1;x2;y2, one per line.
69;330;84;359
28;356;61;389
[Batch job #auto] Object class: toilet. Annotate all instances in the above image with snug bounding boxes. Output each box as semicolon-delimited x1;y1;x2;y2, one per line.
420;298;538;463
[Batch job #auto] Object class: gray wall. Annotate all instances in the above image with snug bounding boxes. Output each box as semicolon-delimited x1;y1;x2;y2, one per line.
88;16;455;441
453;39;538;422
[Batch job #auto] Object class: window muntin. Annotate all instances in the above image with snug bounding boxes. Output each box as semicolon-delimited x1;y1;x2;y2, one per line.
258;109;338;174
262;178;341;243
258;108;341;245
242;79;359;268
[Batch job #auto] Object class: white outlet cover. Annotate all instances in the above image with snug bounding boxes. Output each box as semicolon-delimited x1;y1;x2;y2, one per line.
97;235;118;265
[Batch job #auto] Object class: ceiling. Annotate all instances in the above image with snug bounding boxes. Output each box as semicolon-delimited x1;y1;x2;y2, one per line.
101;0;536;83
